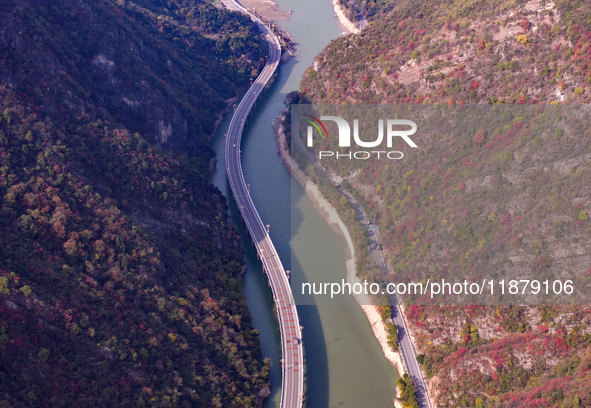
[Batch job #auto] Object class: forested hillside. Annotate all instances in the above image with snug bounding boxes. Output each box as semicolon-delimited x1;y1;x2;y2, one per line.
296;0;591;407
1;0;267;156
0;0;270;407
308;0;591;105
337;0;395;23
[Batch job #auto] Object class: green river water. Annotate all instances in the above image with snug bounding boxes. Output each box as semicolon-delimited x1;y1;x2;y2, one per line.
211;1;399;406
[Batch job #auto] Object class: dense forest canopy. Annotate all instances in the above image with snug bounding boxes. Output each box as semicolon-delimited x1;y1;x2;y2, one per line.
0;0;271;406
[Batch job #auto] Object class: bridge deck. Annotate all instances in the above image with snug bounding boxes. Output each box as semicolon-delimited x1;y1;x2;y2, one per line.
222;2;304;407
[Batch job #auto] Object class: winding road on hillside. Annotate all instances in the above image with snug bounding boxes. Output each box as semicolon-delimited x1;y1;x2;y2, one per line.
221;1;304;408
293;123;433;408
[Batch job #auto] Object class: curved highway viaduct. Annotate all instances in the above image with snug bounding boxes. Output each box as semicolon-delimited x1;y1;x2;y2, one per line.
221;1;304;407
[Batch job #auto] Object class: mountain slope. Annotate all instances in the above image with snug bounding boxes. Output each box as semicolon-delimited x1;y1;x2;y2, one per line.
305;0;591;105
295;1;591;407
0;0;270;406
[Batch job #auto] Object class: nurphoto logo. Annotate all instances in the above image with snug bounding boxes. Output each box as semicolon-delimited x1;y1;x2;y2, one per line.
303;114;418;160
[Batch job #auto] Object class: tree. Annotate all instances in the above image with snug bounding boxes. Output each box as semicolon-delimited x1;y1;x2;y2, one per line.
51;220;66;239
386;322;399;351
38;348;50;363
473;128;486;145
396;374;419;408
380;299;392;322
573;395;581;408
510;236;522;248
534;255;552;270
19;285;32;298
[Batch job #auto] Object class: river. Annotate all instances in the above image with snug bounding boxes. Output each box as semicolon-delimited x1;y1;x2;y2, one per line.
211;1;400;407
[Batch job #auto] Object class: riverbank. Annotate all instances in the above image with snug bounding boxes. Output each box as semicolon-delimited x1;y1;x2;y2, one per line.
274;111;405;379
237;0;291;20
275;26;299;64
235;0;299;62
331;0;360;34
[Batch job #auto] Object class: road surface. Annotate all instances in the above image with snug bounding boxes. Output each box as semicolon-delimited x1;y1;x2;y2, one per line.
221;1;304;408
293;123;432;408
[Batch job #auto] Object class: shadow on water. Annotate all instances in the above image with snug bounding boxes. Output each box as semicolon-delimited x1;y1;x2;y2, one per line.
289;202;329;408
